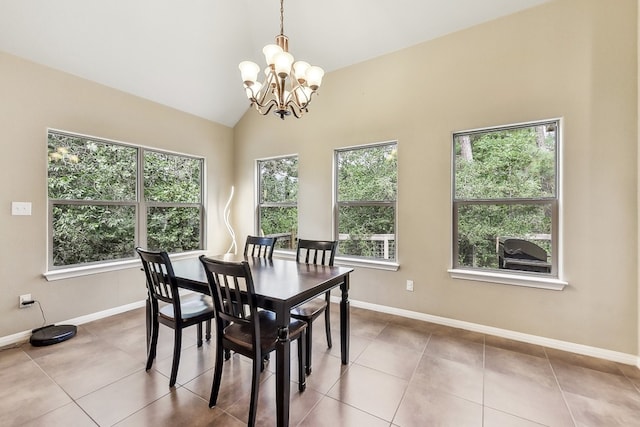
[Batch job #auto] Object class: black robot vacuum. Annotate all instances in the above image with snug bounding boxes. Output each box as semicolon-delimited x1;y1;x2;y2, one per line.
30;324;77;346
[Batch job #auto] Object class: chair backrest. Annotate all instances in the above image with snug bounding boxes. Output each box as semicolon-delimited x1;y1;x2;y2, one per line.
296;239;338;266
136;247;183;318
244;235;277;259
199;256;260;342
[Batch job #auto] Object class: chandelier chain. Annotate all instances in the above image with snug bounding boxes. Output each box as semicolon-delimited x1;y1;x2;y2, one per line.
280;0;284;36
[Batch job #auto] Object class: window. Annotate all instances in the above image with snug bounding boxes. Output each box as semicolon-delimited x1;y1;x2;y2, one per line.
257;156;298;250
47;130;204;269
452;120;559;277
335;142;397;262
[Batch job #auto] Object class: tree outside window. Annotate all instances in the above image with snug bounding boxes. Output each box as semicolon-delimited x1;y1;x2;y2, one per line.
452;120;559;276
257;156;298;250
47;130;204;268
335;142;397;261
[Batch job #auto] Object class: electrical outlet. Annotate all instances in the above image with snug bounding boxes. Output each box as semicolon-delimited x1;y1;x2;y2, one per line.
406;280;414;292
11;202;32;216
19;294;32;308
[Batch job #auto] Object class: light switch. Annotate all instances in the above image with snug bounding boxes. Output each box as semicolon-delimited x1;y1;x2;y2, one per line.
11;202;32;216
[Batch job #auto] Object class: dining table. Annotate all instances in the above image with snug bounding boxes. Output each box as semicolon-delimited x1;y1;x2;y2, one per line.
169;253;354;427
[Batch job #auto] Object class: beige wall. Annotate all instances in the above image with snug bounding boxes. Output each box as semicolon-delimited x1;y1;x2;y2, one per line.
234;0;639;354
0;52;234;338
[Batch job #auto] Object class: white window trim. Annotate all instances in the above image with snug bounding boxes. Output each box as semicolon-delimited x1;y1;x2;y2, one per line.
44;250;206;281
46;128;205;273
451;119;563;286
448;268;567;290
334;140;398;264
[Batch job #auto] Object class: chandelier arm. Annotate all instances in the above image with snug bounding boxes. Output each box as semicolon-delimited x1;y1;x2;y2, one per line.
285;99;308;118
252;73;275;108
255;99;278;116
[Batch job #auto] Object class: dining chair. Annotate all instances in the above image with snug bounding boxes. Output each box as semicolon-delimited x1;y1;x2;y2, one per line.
291;239;338;375
199;255;307;427
244;235;277;259
136;247;215;388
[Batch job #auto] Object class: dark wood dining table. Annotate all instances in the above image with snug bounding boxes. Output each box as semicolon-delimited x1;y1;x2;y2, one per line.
170;254;353;427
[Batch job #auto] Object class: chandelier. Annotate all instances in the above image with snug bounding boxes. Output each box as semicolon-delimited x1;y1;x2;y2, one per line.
238;0;324;120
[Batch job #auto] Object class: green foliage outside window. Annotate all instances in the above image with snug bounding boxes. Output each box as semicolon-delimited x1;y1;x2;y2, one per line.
258;156;298;249
336;143;397;260
48;131;203;268
453;122;557;271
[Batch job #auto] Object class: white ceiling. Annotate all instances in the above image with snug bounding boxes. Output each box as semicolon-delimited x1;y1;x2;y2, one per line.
0;0;550;127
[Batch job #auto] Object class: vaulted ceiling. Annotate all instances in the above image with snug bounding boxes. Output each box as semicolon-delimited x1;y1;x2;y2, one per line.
0;0;550;127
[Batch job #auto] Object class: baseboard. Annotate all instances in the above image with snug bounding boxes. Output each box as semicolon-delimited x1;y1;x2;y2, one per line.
0;300;146;349
333;296;640;366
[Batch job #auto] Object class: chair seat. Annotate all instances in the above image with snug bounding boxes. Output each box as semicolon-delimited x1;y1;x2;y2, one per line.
224;310;307;353
291;298;327;320
159;294;214;321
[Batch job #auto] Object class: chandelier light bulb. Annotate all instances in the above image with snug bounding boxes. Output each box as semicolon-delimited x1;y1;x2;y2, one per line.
263;44;283;66
274;52;294;78
239;61;260;85
305;66;324;90
293;61;310;83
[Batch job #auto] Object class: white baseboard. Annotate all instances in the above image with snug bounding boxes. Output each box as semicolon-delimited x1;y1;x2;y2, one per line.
0;300;146;349
3;297;638;368
332;296;640;367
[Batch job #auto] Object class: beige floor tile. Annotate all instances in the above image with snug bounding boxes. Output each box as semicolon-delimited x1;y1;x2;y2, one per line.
77;369;171;426
424;333;484;368
411;353;483;403
22;402;97;427
485;345;557;388
484;370;574;427
0;357;72;426
299;396;390;427
225;374;323;426
327;364;408;422
114;386;226;427
184;354;270;409
551;360;640;409
374;323;431;353
393;382;483;427
483;407;547;427
564;391;640;427
355;339;422;380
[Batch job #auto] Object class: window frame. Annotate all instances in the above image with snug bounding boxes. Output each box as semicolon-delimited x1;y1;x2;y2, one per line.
449;119;566;290
255;154;299;252
333;141;399;270
45;129;205;278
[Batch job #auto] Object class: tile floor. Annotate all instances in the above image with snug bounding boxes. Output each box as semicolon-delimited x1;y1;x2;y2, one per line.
1;304;640;426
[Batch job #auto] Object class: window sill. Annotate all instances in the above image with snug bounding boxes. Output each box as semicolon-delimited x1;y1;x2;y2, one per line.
44;250;206;281
274;250;399;271
448;268;567;290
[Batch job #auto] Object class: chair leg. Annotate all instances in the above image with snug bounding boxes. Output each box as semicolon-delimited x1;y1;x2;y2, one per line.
146;319;159;371
209;338;225;408
169;329;182;387
305;322;313;376
248;354;262;427
325;293;332;349
298;332;306;392
205;320;212;341
196;323;203;347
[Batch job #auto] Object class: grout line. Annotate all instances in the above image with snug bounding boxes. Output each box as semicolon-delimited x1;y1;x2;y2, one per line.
544;347;578;427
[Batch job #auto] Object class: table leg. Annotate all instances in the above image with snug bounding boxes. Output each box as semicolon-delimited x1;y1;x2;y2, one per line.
276;321;291;427
340;274;350;365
